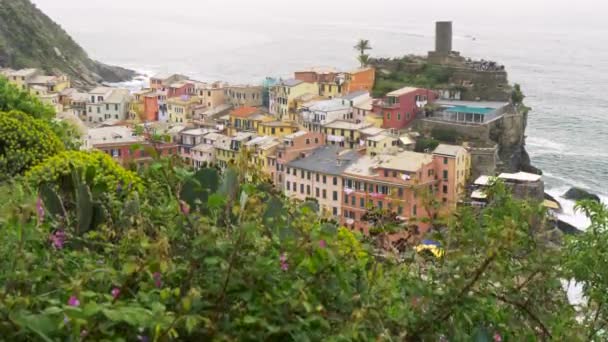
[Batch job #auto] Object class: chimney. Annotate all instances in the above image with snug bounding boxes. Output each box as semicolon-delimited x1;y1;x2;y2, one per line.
435;21;453;55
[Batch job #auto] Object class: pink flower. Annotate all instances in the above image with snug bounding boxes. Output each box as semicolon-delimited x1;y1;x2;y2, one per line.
153;272;162;288
493;333;502;342
50;230;66;249
111;287;120;299
279;253;289;271
67;295;80;307
179;200;190;215
36;196;44;223
318;240;327;248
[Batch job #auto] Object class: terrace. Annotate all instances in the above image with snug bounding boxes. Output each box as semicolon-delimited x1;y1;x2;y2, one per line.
425;100;509;124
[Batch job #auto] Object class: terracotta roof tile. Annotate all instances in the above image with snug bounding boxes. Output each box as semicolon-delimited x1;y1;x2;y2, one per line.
230;106;261;118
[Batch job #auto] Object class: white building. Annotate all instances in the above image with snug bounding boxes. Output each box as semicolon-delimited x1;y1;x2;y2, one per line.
299;98;351;132
86;87;131;124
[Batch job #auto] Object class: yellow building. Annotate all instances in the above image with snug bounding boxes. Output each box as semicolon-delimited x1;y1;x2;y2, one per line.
29;86;63;112
28;74;71;93
322;120;372;149
365;134;399;156
214;132;256;168
228;106;274;136
167;95;202;123
5;68;38;90
257;120;299;138
244;136;280;178
432;144;471;210
269;79;318;121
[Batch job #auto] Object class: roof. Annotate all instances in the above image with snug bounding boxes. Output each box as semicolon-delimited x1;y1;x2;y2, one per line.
353;97;374;110
180;128;217;136
471;189;488;200
358;127;386;136
435;99;509;109
86;126;143;146
284;131;309;140
340;90;368;101
192;143;215;152
306;98;350;112
28;75;57;84
233;132;256;141
89;86;113;95
166;125;187;135
9;68;38;77
367;134;394;142
281;79;303;87
105;89;130;103
499;172;542;183
287;146;358;176
399;136;415;145
230;106;261;118
323;120;371;130
203;132;225;142
245;136;279;150
433;144;466;157
474;175;493;186
387;87;422;97
213;136;232;150
345;151;433;176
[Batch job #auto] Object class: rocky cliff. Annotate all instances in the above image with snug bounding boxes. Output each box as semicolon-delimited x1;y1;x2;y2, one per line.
0;0;134;88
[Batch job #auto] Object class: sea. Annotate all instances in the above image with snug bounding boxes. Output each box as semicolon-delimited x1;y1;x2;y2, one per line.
32;0;608;229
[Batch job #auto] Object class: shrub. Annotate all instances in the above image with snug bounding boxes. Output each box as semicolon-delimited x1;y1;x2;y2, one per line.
0;77;55;119
25;150;142;194
0;110;64;179
431;127;460;143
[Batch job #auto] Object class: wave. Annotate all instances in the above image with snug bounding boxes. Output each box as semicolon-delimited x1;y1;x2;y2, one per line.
546;185;607;231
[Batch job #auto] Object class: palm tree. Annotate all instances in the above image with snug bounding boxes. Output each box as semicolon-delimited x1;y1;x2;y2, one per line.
354;39;372;56
357;54;370;67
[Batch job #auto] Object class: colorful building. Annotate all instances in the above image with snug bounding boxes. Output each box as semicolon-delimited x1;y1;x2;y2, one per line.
294;67;375;98
86;87;131;124
228;106;274;136
285;146;358;218
150;73;188;91
432;144;471;210
372;87;437;130
167;95;202;123
243;136;280;180
84;126;178;166
177;128;218;162
257;120;299;138
167;81;195;98
341;151;439;235
273;131;326;188
225;85;264;108
214;132;256;168
321;120;371;149
299;98;352;132
269;79;319;120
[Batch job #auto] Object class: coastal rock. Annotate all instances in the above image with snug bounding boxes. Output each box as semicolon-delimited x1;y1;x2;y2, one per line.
0;0;135;88
563;187;601;203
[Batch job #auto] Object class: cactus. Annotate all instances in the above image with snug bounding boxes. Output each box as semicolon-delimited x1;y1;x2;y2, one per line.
39;183;65;220
72;170;93;236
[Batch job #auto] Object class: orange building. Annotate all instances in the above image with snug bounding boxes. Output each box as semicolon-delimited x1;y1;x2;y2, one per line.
294;67;375;98
345;67;376;94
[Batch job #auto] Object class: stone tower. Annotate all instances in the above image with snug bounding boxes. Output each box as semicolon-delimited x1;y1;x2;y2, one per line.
435;21;453;55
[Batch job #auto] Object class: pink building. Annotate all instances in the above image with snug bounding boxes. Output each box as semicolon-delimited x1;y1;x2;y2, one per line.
373;87;437;130
274;131;325;187
167;81;195;98
285;146;357;218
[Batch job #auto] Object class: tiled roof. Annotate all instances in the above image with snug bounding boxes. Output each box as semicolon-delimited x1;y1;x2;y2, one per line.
433;144;466;157
230;106;261;118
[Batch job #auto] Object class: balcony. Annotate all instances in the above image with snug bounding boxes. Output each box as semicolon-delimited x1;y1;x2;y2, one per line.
377;97;400;109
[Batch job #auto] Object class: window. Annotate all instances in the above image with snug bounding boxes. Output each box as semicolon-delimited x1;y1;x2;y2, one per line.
314;138;319;144
293;182;297;191
322;189;327;199
316;173;320;182
316;187;320;198
332;191;338;201
332;207;338;216
323;175;327;184
306;138;310;145
443;185;448;194
428;169;434;177
333;177;337;186
384;170;388;177
443;198;448;203
413;205;417;216
292;168;297;176
443;170;448;180
300;184;304;194
300;170;305;179
444;157;448;165
115;104;119;111
351;196;356;206
397;113;401;120
307;172;311;180
344;195;349;204
286;181;291;191
386;112;391;120
406;112;411;120
307;185;311;195
360;198;365;208
97;107;100;114
378;201;383;209
393;171;397;177
398;188;404;197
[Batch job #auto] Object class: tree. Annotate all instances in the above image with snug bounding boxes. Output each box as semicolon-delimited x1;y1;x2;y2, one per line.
354;39;372;67
0;110;64;180
0;77;55;120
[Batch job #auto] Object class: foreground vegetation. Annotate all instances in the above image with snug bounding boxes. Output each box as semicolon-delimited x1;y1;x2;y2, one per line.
1;77;608;341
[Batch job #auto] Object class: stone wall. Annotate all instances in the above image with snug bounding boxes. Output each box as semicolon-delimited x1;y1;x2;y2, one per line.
469;145;499;179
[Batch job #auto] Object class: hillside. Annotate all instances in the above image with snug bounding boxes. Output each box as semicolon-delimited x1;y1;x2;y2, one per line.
0;0;134;88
